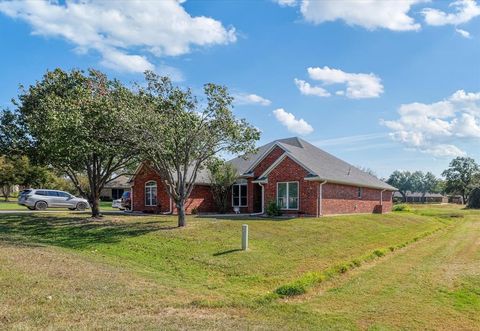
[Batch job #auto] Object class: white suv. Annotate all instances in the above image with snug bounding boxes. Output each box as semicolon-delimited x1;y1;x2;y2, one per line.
18;189;90;211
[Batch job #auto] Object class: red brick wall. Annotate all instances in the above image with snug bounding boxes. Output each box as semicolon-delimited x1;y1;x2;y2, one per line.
173;184;216;214
322;183;392;215
131;164;170;213
252;146;285;177
131;164;216;214
132;155;394;216
259;155;393;216
263;156;318;215
246;146;286;213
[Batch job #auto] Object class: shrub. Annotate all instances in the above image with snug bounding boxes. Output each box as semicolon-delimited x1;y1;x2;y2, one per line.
266;201;282;217
372;249;386;257
351;259;362;267
467;187;480;209
336;264;349;273
392;204;411;212
275;283;306;296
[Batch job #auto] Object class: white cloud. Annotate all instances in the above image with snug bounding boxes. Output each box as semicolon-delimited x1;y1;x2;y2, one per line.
233;93;272;106
99;47;154;73
381;89;480;157
156;64;185;83
277;0;423;31
423;0;480;26
422;145;467;157
273;108;314;135
294;79;331;97
307;66;384;99
274;0;297;7
0;0;236;73
451;89;480;101
456;28;472;38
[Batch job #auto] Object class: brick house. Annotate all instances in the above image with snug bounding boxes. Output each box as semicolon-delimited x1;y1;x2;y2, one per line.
129;137;396;216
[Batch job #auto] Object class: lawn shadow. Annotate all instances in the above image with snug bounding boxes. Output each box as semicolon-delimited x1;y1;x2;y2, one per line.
0;213;172;250
197;214;296;222
213;248;243;256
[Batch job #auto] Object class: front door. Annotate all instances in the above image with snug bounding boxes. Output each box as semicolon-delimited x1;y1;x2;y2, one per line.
253;184;263;213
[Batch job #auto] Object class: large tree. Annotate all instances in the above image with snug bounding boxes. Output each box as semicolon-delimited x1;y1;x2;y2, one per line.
132;72;260;227
387;170;413;202
411;171;438;202
442;157;480;204
208;158;238;214
0;69;138;217
0;156;27;201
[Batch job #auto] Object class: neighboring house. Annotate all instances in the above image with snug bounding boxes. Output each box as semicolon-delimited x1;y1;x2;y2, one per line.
100;175;131;200
448;195;464;204
393;191;448;204
130;137;396;216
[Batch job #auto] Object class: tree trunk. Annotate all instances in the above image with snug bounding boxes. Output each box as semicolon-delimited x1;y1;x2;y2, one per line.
90;191;101;218
177;200;186;227
400;191;406;203
2;186;11;202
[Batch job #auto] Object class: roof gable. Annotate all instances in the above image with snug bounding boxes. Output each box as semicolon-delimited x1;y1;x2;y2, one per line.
228;137;396;191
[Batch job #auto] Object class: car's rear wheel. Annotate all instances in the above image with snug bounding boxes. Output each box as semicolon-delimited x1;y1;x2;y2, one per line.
76;202;88;211
35;201;47;211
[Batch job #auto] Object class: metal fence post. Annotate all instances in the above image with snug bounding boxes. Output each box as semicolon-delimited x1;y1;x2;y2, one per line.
242;224;248;251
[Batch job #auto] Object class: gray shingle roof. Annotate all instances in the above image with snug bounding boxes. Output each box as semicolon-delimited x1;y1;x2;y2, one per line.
104;175;131;189
228;137;396;190
393;191;445;198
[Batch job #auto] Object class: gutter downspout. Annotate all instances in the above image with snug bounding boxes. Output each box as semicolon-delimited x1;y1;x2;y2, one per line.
162;184;173;214
380;189;386;205
128;184;134;213
250;183;265;216
317;180;327;218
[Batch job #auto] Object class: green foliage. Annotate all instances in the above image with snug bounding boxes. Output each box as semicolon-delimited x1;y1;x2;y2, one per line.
0;68;139;216
208;158;238;213
372;249;386;257
442;157;480;203
467;188;480;209
130;72;260;226
392;204;411;212
266;200;282;216
387;170;413;201
0;155;57;200
275;283;307;296
388;170;439;203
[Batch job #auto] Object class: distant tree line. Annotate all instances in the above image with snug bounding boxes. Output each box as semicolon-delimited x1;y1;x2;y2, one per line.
387;156;480;205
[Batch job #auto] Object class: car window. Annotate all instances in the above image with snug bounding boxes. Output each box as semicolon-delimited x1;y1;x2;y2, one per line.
35;190;48;196
57;192;71;198
47;191;59;197
122;192;130;199
20;190;32;195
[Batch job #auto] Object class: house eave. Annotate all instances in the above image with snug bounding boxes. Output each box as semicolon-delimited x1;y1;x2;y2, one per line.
304;176;396;191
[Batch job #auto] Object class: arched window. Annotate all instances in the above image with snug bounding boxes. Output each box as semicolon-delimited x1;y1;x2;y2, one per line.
145;181;157;206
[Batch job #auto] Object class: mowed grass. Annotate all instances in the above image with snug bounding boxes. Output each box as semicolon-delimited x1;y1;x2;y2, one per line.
0;204;479;329
0;200;116;211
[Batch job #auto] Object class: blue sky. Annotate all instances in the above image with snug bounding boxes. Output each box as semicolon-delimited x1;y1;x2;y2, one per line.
0;0;479;178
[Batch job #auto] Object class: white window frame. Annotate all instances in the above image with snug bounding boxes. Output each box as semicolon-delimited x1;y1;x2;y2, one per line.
276;181;299;210
232;183;248;207
145;181;157;206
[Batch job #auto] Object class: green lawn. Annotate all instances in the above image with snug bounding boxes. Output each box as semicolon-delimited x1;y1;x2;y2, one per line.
0;200;116;211
0;204;479;329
